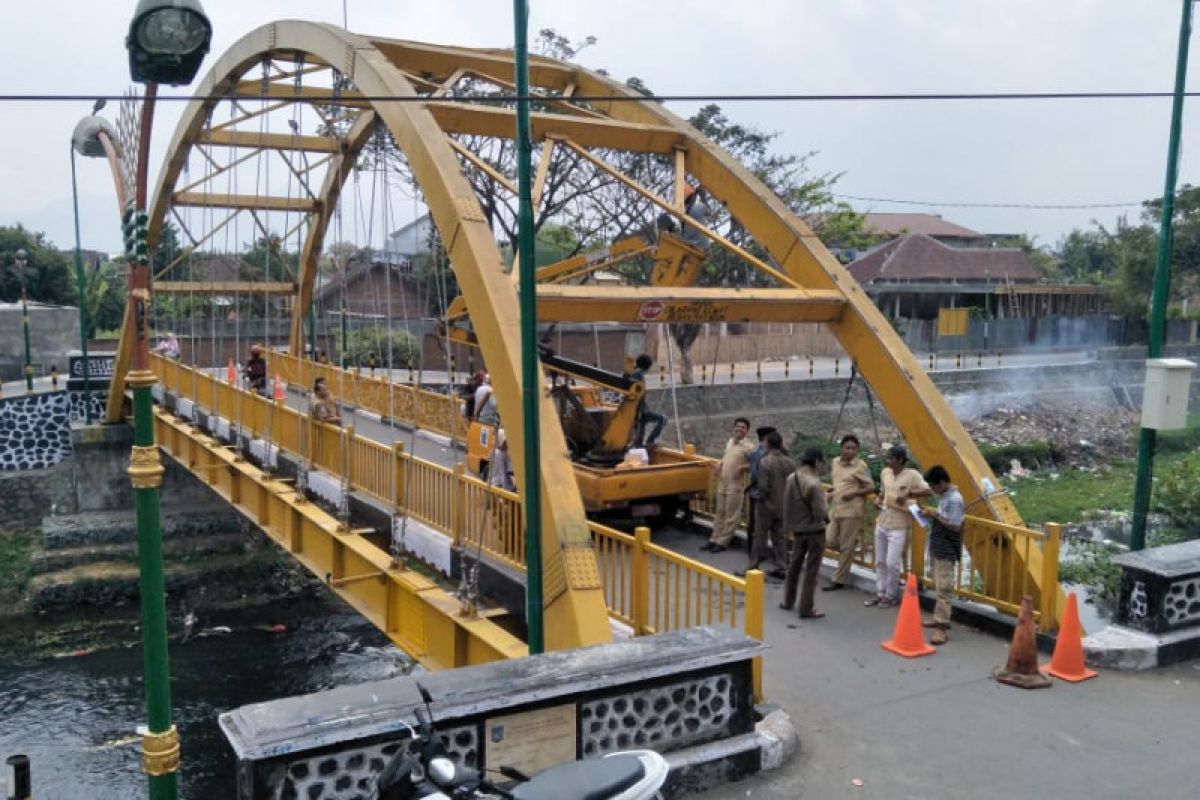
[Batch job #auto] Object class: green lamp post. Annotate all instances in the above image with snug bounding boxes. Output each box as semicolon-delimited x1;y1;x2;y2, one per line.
122;2;212;798
70;110;118;424
14;249;33;392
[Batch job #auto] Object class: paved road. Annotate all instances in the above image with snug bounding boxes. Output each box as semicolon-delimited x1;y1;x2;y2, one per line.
322;408;1200;800
647;525;1200;800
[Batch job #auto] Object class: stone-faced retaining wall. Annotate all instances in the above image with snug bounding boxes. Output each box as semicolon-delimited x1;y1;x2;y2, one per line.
221;627;769;800
0;391;72;471
0;460;76;526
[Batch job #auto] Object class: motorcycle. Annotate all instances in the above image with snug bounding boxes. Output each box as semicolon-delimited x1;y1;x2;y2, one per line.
376;684;669;800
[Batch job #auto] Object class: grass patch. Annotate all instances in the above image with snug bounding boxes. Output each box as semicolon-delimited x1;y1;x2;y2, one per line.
1008;463;1136;526
1008;451;1195;526
0;532;35;614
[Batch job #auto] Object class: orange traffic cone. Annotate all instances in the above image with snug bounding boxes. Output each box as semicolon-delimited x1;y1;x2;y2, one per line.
1042;592;1097;683
226;358;236;384
881;574;935;658
993;595;1052;689
273;373;285;403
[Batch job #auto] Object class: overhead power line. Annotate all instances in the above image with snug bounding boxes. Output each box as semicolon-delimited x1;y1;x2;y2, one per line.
5;90;1200;104
835;193;1145;210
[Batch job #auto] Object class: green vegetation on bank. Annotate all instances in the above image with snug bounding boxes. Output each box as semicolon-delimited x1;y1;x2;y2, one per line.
0;532;33;615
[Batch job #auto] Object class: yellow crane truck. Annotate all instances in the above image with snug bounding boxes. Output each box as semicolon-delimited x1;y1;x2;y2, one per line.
466;346;713;528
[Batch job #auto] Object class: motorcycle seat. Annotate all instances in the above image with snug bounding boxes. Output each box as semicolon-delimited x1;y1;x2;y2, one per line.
511;756;644;800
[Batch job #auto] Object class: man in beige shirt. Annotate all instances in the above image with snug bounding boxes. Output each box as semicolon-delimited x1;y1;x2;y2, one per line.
702;417;754;553
823;434;874;592
866;445;930;608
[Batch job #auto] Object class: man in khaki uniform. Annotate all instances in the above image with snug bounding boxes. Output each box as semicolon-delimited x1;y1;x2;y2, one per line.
823;434;874;591
746;431;795;578
780;448;830;619
702;417;754;553
866;445;931;608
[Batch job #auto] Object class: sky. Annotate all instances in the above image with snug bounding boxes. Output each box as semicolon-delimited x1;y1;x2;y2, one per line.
2;0;1199;255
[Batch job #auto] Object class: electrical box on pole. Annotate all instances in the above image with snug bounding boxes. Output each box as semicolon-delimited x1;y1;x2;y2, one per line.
1141;358;1196;430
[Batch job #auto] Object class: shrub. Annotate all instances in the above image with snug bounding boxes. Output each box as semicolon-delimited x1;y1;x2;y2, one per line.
1059;540;1124;614
978;441;1056;473
1154;453;1200;540
343;326;421;369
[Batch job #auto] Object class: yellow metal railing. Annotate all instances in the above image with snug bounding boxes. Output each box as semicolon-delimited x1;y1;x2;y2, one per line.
269;349;467;440
590;522;764;700
691;477;1064;630
152;354;765;668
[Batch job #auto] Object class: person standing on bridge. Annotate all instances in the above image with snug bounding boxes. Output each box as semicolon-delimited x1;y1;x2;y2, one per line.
243;344;268;397
745;426;776;550
780;447;829;619
309;377;341;426
701;417;754;553
823;434;874;592
917;465;964;646
867;445;930;609
152;331;180;360
748;430;794;579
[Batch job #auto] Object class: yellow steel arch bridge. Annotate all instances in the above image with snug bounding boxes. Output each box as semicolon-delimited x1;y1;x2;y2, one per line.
99;20;1062;671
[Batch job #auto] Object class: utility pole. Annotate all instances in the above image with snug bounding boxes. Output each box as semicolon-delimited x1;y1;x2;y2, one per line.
1131;0;1194;551
513;0;544;653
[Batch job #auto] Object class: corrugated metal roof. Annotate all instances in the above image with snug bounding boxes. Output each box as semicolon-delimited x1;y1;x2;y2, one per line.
847;233;1040;284
861;213;984;239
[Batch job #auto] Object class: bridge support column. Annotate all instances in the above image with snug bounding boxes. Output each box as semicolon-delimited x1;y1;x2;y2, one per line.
127;369;180;799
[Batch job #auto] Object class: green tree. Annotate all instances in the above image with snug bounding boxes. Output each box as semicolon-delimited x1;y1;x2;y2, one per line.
343;325;421;368
0;225;75;306
85;258;128;336
153;220;184;278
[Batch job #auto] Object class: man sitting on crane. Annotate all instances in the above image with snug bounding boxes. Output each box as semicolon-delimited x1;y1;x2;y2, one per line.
629;353;666;448
680;184;712;250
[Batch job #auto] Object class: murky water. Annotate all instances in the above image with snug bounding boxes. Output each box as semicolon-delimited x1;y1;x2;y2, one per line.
0;600;409;799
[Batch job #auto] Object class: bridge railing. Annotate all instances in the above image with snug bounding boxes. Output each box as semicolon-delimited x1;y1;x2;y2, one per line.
590;522;764;700
691;479;1062;629
152;355;764;660
269;349;467;439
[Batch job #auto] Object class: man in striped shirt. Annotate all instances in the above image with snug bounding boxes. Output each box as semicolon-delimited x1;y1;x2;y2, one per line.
918;465;964;646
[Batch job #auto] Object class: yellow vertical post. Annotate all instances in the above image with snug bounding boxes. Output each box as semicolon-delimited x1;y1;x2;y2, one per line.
453;462;467;547
910;519;926;586
343;423;355;486
392;441;405;514
632;526;650;635
744;568;765;703
1040;522;1062;630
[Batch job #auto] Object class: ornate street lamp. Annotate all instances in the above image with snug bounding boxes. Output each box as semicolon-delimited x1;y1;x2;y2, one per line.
14;248;33;392
120;3;211;798
126;0;212;86
70;113;119;423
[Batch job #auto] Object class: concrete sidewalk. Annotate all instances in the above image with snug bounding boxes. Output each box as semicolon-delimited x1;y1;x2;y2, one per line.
650;528;1200;800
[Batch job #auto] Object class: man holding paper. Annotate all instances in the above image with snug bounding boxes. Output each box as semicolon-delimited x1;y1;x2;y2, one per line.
865;445;930;609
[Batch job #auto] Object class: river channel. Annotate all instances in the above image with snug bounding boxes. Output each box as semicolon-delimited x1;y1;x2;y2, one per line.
0;599;409;799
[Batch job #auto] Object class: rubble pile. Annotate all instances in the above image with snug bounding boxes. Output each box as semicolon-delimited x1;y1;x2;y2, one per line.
964;402;1139;467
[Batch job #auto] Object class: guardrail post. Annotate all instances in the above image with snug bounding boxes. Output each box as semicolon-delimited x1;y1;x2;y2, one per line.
453;462;467;548
1040;522;1062;631
910;519;926;586
392;441;405;514
744;569;765;703
632;526;650;635
343;423;355;485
